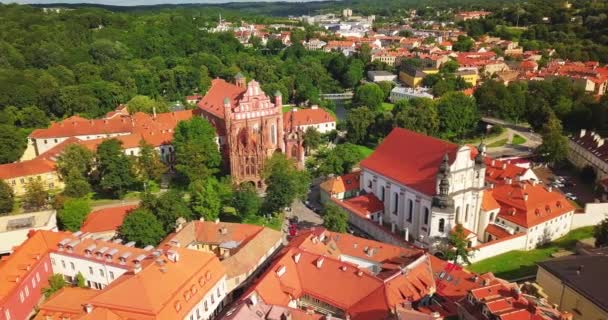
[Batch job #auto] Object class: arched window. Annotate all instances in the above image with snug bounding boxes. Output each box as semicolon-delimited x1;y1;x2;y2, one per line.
407;199;413;222
392;192;399;215
465;204;469;223
438;218;445;233
455;207;461;224
424;208;430;225
367;180;372;188
489;212;495;222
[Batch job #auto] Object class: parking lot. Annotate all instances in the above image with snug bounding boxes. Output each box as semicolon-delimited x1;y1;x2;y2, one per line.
533;166;596;208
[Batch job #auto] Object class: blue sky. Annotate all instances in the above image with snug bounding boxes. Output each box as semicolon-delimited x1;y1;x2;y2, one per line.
1;0;319;5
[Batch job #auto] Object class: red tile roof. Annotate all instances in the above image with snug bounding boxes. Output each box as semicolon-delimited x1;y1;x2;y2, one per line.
338;194;384;218
485;224;512;240
197;79;246;119
360;128;459;195
484;157;528;185
481;190;501;211
490;181;575;228
30;115;133;139
80;204;138;233
283;107;336;129
0;157;57;180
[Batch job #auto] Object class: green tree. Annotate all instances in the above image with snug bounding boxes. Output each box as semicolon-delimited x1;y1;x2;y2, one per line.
594;218;608;248
18;106;49;128
96;139;136;198
311;143;365;176
42;274;66;298
58;198;90;232
354;83;384;110
0;124;27;164
344;59;365;88
22;179;49;211
538;114;569;164
173;117;221;184
189;177;222;221
56;144;95;178
135;140;165;182
345;106;375;144
119;208;165;247
436;92;479;141
442;224;476;265
0;180;14;214
263;153;310;214
453;35;475;52
75;272;86;288
126;95;168;114
232;183;262;219
322;202;349;233
393;98;439;136
303;127;323;153
376;81;394;101
63;168;92;198
142;190;193;233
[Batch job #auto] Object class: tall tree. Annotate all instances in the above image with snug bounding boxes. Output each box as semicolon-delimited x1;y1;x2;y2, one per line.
436;92;479;141
263;153;310;214
57;198;90;232
119;208;165;247
22;179;48;211
538;114;569;164
345;106;375;145
0;180;14;214
322;202;349;233
189;177;222;221
56;144;94;178
594;218;608;248
135;140;165;182
354;83;384;111
442;224;476;265
393;98;439;136
0;124;27;164
172;117;221;184
126;95;168;114
142;190;193;233
96;139;135;198
232;183;262;219
303;127;323;154
63;168;91;198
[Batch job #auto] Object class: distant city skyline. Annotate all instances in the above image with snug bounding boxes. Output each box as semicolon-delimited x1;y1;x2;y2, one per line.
0;0;322;5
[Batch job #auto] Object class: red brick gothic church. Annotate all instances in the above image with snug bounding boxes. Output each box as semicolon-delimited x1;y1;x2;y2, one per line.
197;74;304;187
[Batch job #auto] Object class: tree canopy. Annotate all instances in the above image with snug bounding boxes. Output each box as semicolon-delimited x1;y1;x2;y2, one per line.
119;208;165;247
172;117;221;184
58;198;91;232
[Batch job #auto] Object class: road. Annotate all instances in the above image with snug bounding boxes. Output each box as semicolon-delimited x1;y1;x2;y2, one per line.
482;117;542;158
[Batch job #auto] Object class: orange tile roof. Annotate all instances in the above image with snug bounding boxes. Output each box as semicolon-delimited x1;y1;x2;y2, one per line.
0;230;70;304
0;157;57;180
34;287;99;320
481;190;501;211
30;115;133;139
89;246;225;319
360;128;459;195
485;224;512;240
319;171;360;195
283;107;336;129
80;204;138;233
337;194;384;218
197;79;246;119
490;181;575;228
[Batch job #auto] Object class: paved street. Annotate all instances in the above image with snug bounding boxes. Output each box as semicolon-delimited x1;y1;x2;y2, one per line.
482;117;542;158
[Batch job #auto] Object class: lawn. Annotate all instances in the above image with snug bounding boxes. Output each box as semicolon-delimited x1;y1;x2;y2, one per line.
353;144;374;158
511;134;527;145
380;102;395;112
467;227;594;280
487;138;508;148
282;105;296;113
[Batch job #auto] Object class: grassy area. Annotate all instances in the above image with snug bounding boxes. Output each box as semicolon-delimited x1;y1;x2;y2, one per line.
353;144;374;158
243;212;285;231
282;105;295;113
511;134;527;145
467;227;594;280
487;138;508;148
380;102;395;112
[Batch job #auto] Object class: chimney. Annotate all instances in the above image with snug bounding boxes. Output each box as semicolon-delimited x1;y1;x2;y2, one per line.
276;265;286;277
316;257;324;268
523;193;529;201
133;264;142;274
580;129;586;138
547;186;553;192
293;252;301;263
598;139;604;148
153;106;157;119
311;105;318;110
167;250;180;263
83;304;93;314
